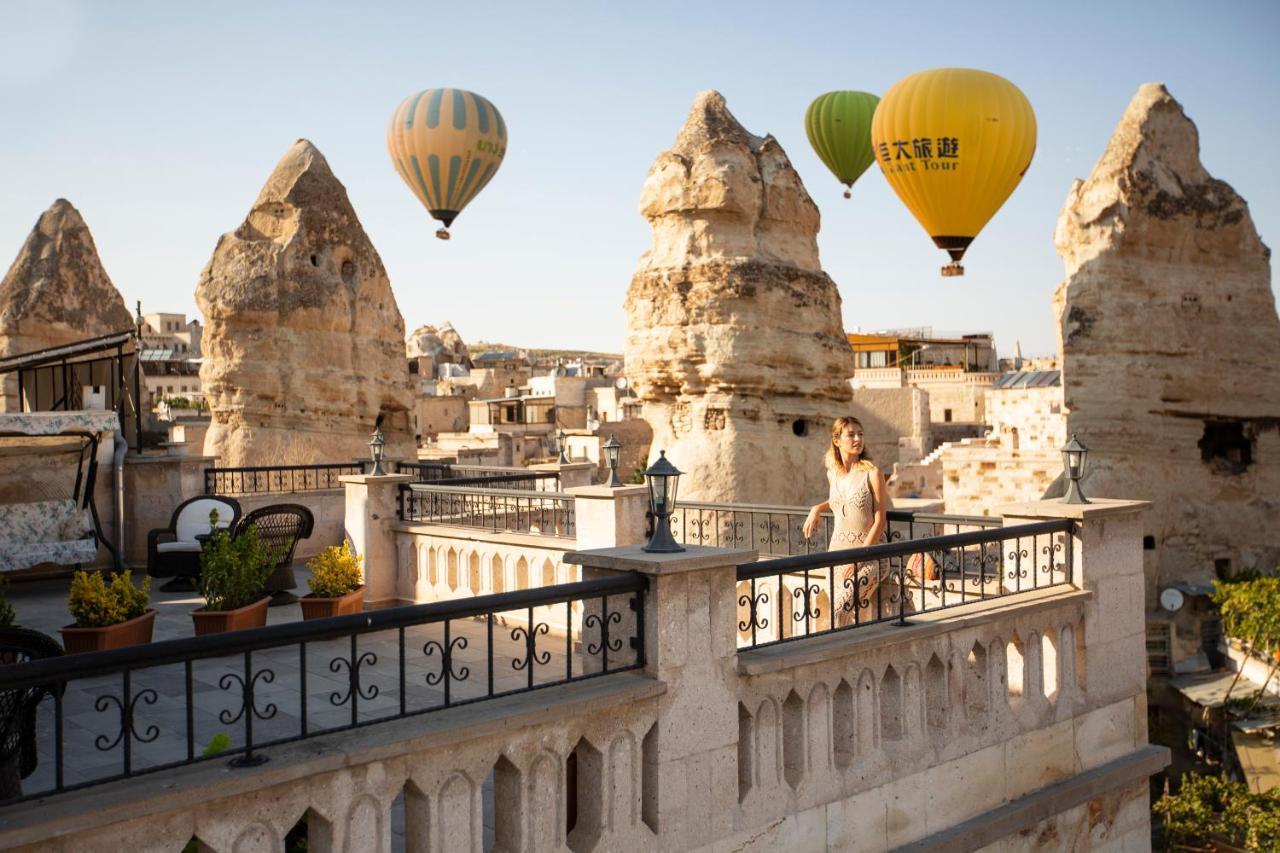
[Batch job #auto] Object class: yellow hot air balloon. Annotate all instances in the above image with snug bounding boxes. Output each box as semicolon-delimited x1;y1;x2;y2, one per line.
871;68;1036;276
387;88;507;240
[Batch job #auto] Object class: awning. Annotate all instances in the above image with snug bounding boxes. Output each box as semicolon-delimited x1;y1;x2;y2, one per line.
1170;670;1246;708
0;330;135;373
1231;730;1280;794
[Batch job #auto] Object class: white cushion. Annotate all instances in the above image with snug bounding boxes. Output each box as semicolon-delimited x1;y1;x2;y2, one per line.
156;541;202;553
174;498;236;542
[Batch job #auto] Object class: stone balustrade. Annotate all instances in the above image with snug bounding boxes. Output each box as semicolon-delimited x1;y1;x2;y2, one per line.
0;494;1167;852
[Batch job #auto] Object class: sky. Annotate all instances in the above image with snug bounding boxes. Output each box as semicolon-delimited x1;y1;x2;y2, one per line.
2;1;1277;359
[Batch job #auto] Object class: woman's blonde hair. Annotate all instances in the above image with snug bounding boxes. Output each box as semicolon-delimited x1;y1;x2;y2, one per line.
826;416;875;474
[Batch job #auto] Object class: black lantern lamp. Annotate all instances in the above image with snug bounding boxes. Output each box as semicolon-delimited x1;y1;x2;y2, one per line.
557;429;569;464
1060;433;1089;505
369;421;387;476
603;434;623;487
643;451;684;553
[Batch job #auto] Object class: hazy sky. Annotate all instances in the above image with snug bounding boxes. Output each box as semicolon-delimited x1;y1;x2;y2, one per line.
2;1;1277;358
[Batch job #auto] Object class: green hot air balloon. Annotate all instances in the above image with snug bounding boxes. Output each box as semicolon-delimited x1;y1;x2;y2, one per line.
805;91;880;198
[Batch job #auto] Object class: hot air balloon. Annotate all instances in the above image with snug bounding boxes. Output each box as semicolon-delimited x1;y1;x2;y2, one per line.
387;88;507;240
805;91;880;199
870;68;1036;276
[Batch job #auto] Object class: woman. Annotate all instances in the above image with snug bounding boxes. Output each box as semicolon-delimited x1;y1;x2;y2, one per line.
802;417;892;625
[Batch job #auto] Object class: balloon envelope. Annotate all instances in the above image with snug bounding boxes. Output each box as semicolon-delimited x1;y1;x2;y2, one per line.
870;68;1036;272
387;88;507;231
805;91;879;195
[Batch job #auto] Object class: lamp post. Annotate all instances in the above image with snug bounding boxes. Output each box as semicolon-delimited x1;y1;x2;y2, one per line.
369;424;386;476
557;429;569;464
642;451;684;553
1060;433;1089;505
603;434;623;487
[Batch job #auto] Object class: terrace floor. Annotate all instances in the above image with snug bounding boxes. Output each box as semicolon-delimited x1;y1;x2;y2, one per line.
3;564;623;849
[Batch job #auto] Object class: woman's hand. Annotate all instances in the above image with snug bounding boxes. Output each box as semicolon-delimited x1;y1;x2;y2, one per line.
802;506;821;539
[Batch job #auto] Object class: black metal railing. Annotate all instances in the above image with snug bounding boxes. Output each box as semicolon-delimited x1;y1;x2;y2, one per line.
395;461;560;491
734;519;1073;650
399;484;576;537
0;575;646;804
204;462;366;495
672;501;1001;558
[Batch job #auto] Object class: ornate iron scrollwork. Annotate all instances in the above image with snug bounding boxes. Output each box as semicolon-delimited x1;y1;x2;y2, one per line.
218;669;278;725
737;588;770;632
584;610;623;655
423;635;470;685
510;622;551;670
93;688;160;751
791;582;822;623
329;651;379;706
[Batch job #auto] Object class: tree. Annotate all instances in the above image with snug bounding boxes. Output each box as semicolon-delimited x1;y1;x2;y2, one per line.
1154;773;1280;850
1212;576;1280;709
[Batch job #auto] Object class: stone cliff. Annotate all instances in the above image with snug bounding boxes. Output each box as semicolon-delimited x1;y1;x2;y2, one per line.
197;140;415;465
624;91;854;504
0;199;134;410
1052;83;1280;599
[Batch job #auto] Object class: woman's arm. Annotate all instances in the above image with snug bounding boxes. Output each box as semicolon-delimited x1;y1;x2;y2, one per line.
802;500;831;538
866;468;888;544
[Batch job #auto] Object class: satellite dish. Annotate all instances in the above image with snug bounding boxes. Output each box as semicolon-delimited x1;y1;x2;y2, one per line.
1159;588;1185;613
615;377;628;391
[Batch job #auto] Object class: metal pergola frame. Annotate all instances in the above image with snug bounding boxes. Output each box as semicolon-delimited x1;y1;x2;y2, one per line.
0;330;142;452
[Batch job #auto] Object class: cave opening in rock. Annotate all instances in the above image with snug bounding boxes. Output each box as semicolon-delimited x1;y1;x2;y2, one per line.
1197;420;1252;474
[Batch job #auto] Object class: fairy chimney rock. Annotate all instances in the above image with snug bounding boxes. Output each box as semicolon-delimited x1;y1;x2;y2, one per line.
1052;83;1280;599
625;91;854;504
0;200;134;409
197;139;414;466
406;322;471;369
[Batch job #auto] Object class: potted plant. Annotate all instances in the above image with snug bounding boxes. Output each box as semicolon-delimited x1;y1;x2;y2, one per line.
60;571;155;653
300;540;365;620
192;511;278;636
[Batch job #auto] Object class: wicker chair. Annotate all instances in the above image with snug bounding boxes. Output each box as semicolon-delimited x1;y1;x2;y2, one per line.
147;495;242;591
0;627;64;803
235;504;314;606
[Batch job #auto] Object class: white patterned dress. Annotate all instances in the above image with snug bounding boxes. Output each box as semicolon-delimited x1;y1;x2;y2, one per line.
828;466;890;625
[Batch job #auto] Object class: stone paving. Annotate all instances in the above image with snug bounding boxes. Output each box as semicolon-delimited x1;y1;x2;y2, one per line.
4;566;634;849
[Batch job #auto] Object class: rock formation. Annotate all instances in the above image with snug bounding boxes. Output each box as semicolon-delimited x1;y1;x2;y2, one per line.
197;140;414;466
1052;83;1280;602
0;199;134;410
624;91;854;504
406;322;471;373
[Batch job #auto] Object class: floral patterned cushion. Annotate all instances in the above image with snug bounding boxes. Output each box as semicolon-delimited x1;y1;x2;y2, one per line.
0;499;97;572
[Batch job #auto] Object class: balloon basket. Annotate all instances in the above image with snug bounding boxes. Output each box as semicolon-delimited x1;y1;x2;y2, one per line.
435;228;451;241
941;263;964;277
843;189;851;199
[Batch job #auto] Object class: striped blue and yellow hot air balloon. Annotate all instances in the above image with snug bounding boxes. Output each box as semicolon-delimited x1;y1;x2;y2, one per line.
387;88;507;240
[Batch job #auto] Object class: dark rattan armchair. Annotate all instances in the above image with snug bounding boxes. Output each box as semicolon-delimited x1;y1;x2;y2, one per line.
0;627;64;802
235;504;314;606
146;495;242;592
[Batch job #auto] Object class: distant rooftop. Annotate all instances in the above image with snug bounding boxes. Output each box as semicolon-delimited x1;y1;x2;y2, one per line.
992;370;1060;389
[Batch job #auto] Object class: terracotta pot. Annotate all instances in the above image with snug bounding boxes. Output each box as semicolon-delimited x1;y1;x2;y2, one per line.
61;610;157;653
300;586;365;620
191;597;270;636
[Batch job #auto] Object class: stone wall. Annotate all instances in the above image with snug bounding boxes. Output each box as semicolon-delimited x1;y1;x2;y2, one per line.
988;385;1066;451
413;396;468;441
845;386;929;469
920;380;987;425
940;440;1062;517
